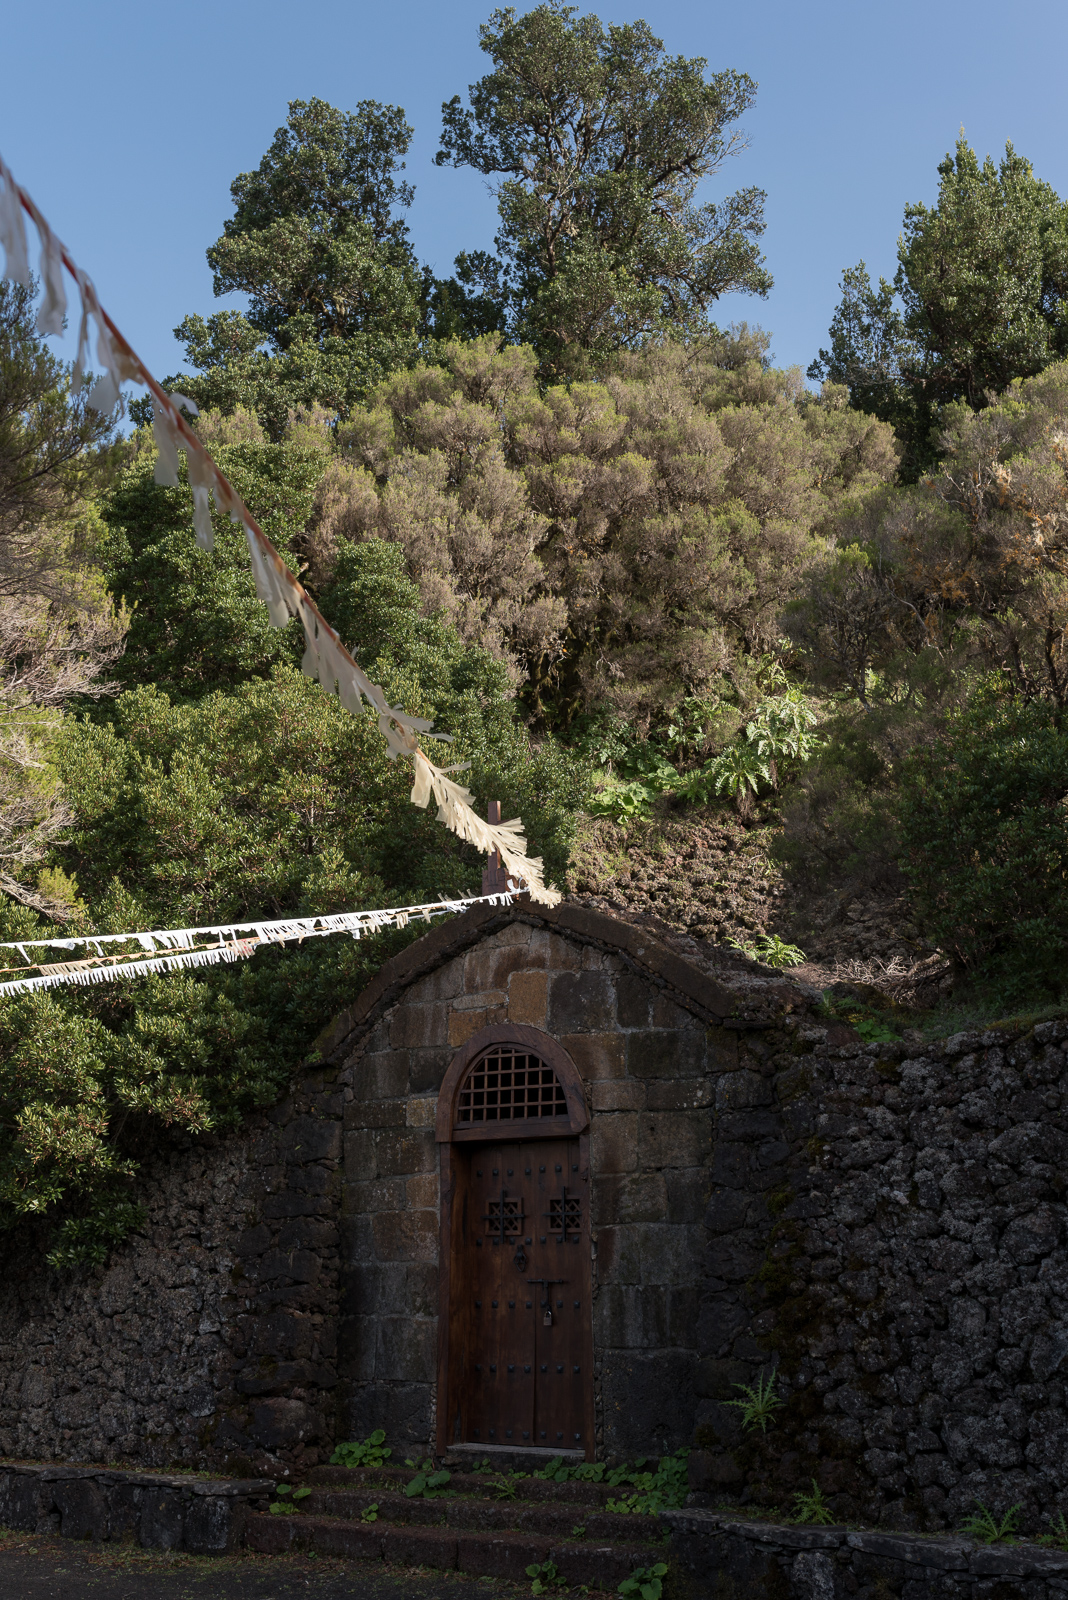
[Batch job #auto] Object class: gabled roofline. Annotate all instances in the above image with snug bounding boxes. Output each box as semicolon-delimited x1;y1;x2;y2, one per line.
313;900;810;1066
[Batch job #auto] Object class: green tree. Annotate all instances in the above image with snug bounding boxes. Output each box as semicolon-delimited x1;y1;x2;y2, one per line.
780;358;1068;899
97;430;323;700
805;264;924;453
0;281;126;917
164;99;425;437
898;684;1068;1002
788;360;1068;712
434;2;771;376
0;536;585;1263
811;137;1068;475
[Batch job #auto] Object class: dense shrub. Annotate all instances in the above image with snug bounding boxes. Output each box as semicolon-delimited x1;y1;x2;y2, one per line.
0;541;584;1263
898;686;1068;1002
98;434;322;699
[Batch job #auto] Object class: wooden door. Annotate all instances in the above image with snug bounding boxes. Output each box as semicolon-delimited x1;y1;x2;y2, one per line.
455;1137;591;1452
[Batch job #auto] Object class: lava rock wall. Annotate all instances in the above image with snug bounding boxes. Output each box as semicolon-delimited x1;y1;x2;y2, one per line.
0;897;1064;1538
0;1063;344;1476
694;1018;1068;1535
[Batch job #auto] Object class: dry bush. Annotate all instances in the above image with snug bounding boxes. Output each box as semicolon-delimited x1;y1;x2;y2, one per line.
314;333;899;726
193;405;267;446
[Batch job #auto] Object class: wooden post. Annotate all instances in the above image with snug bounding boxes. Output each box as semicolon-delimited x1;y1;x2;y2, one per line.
481;801;508;896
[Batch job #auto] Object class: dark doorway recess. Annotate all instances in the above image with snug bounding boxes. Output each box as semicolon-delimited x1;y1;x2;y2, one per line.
436;1026;594;1460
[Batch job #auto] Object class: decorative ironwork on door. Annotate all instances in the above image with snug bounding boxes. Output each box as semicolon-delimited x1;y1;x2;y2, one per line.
546;1191;582;1243
483;1188;527;1269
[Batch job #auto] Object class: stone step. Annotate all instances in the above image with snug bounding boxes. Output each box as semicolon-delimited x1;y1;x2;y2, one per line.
298;1486;661;1544
444;1444;584;1474
246;1512;658;1589
305;1462;623;1509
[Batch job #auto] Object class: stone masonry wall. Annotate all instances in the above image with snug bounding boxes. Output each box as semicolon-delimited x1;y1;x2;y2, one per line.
335;913;746;1460
0;1061;345;1476
666;1507;1068;1600
0;894;1066;1544
694;1015;1068;1539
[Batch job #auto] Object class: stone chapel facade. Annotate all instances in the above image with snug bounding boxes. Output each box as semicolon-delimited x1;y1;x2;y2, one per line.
329;898;786;1463
2;896;1068;1534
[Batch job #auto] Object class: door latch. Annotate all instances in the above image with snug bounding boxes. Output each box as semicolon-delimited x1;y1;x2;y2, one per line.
527;1278;566;1326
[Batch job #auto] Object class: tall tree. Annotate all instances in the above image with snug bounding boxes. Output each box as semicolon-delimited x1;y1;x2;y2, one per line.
434;2;771;375
166;99;425;437
811;137;1068;476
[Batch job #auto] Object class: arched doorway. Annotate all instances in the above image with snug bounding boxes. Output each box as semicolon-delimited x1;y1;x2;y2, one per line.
435;1024;594;1460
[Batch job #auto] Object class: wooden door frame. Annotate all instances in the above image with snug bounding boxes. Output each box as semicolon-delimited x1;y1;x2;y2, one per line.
435;1024;595;1460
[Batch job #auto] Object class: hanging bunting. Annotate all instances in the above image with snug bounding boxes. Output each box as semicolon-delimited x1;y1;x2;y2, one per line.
0;157;31;287
0;891;517;996
0;153;562;907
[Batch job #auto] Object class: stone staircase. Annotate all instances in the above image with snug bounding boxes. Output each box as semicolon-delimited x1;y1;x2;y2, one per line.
245;1459;669;1589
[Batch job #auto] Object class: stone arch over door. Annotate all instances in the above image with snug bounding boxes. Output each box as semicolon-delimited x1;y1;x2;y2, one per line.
435;1024;595;1458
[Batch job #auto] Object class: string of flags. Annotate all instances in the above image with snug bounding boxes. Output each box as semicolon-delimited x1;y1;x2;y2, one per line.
0;892;516;996
0;153;562;919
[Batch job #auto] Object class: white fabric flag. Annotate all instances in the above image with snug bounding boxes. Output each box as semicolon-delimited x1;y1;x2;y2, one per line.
337;667;369;716
297;595;328;684
152;396;182;487
186;441;216;551
86;301;124;414
0;161;31;287
209;471;242;524
245;525;294;629
408;751;560;904
190;484;213;550
313;626;351;697
86;338;121;413
34;213;66;337
150;392;196;489
70;270;92;392
78;279;143;415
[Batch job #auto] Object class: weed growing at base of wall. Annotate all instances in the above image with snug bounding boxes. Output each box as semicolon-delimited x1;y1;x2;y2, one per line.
792;1481;835;1525
330;1430;392;1468
724;1370;784;1433
618;1563;669;1600
959;1502;1021;1544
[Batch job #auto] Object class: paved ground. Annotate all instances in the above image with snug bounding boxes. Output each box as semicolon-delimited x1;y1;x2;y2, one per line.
0;1532;532;1600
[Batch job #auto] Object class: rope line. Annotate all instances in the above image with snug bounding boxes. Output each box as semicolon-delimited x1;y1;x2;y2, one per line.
0;891;516;996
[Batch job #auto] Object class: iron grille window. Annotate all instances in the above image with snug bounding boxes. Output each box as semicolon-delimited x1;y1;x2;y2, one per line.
485;1197;524;1238
548;1194;582;1238
456;1047;567;1125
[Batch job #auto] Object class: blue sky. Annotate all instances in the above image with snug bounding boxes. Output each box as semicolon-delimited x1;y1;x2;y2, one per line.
3;0;1066;388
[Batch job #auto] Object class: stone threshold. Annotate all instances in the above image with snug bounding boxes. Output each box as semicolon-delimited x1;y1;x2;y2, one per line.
665;1507;1068;1596
444;1443;585;1471
0;1459;271;1553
